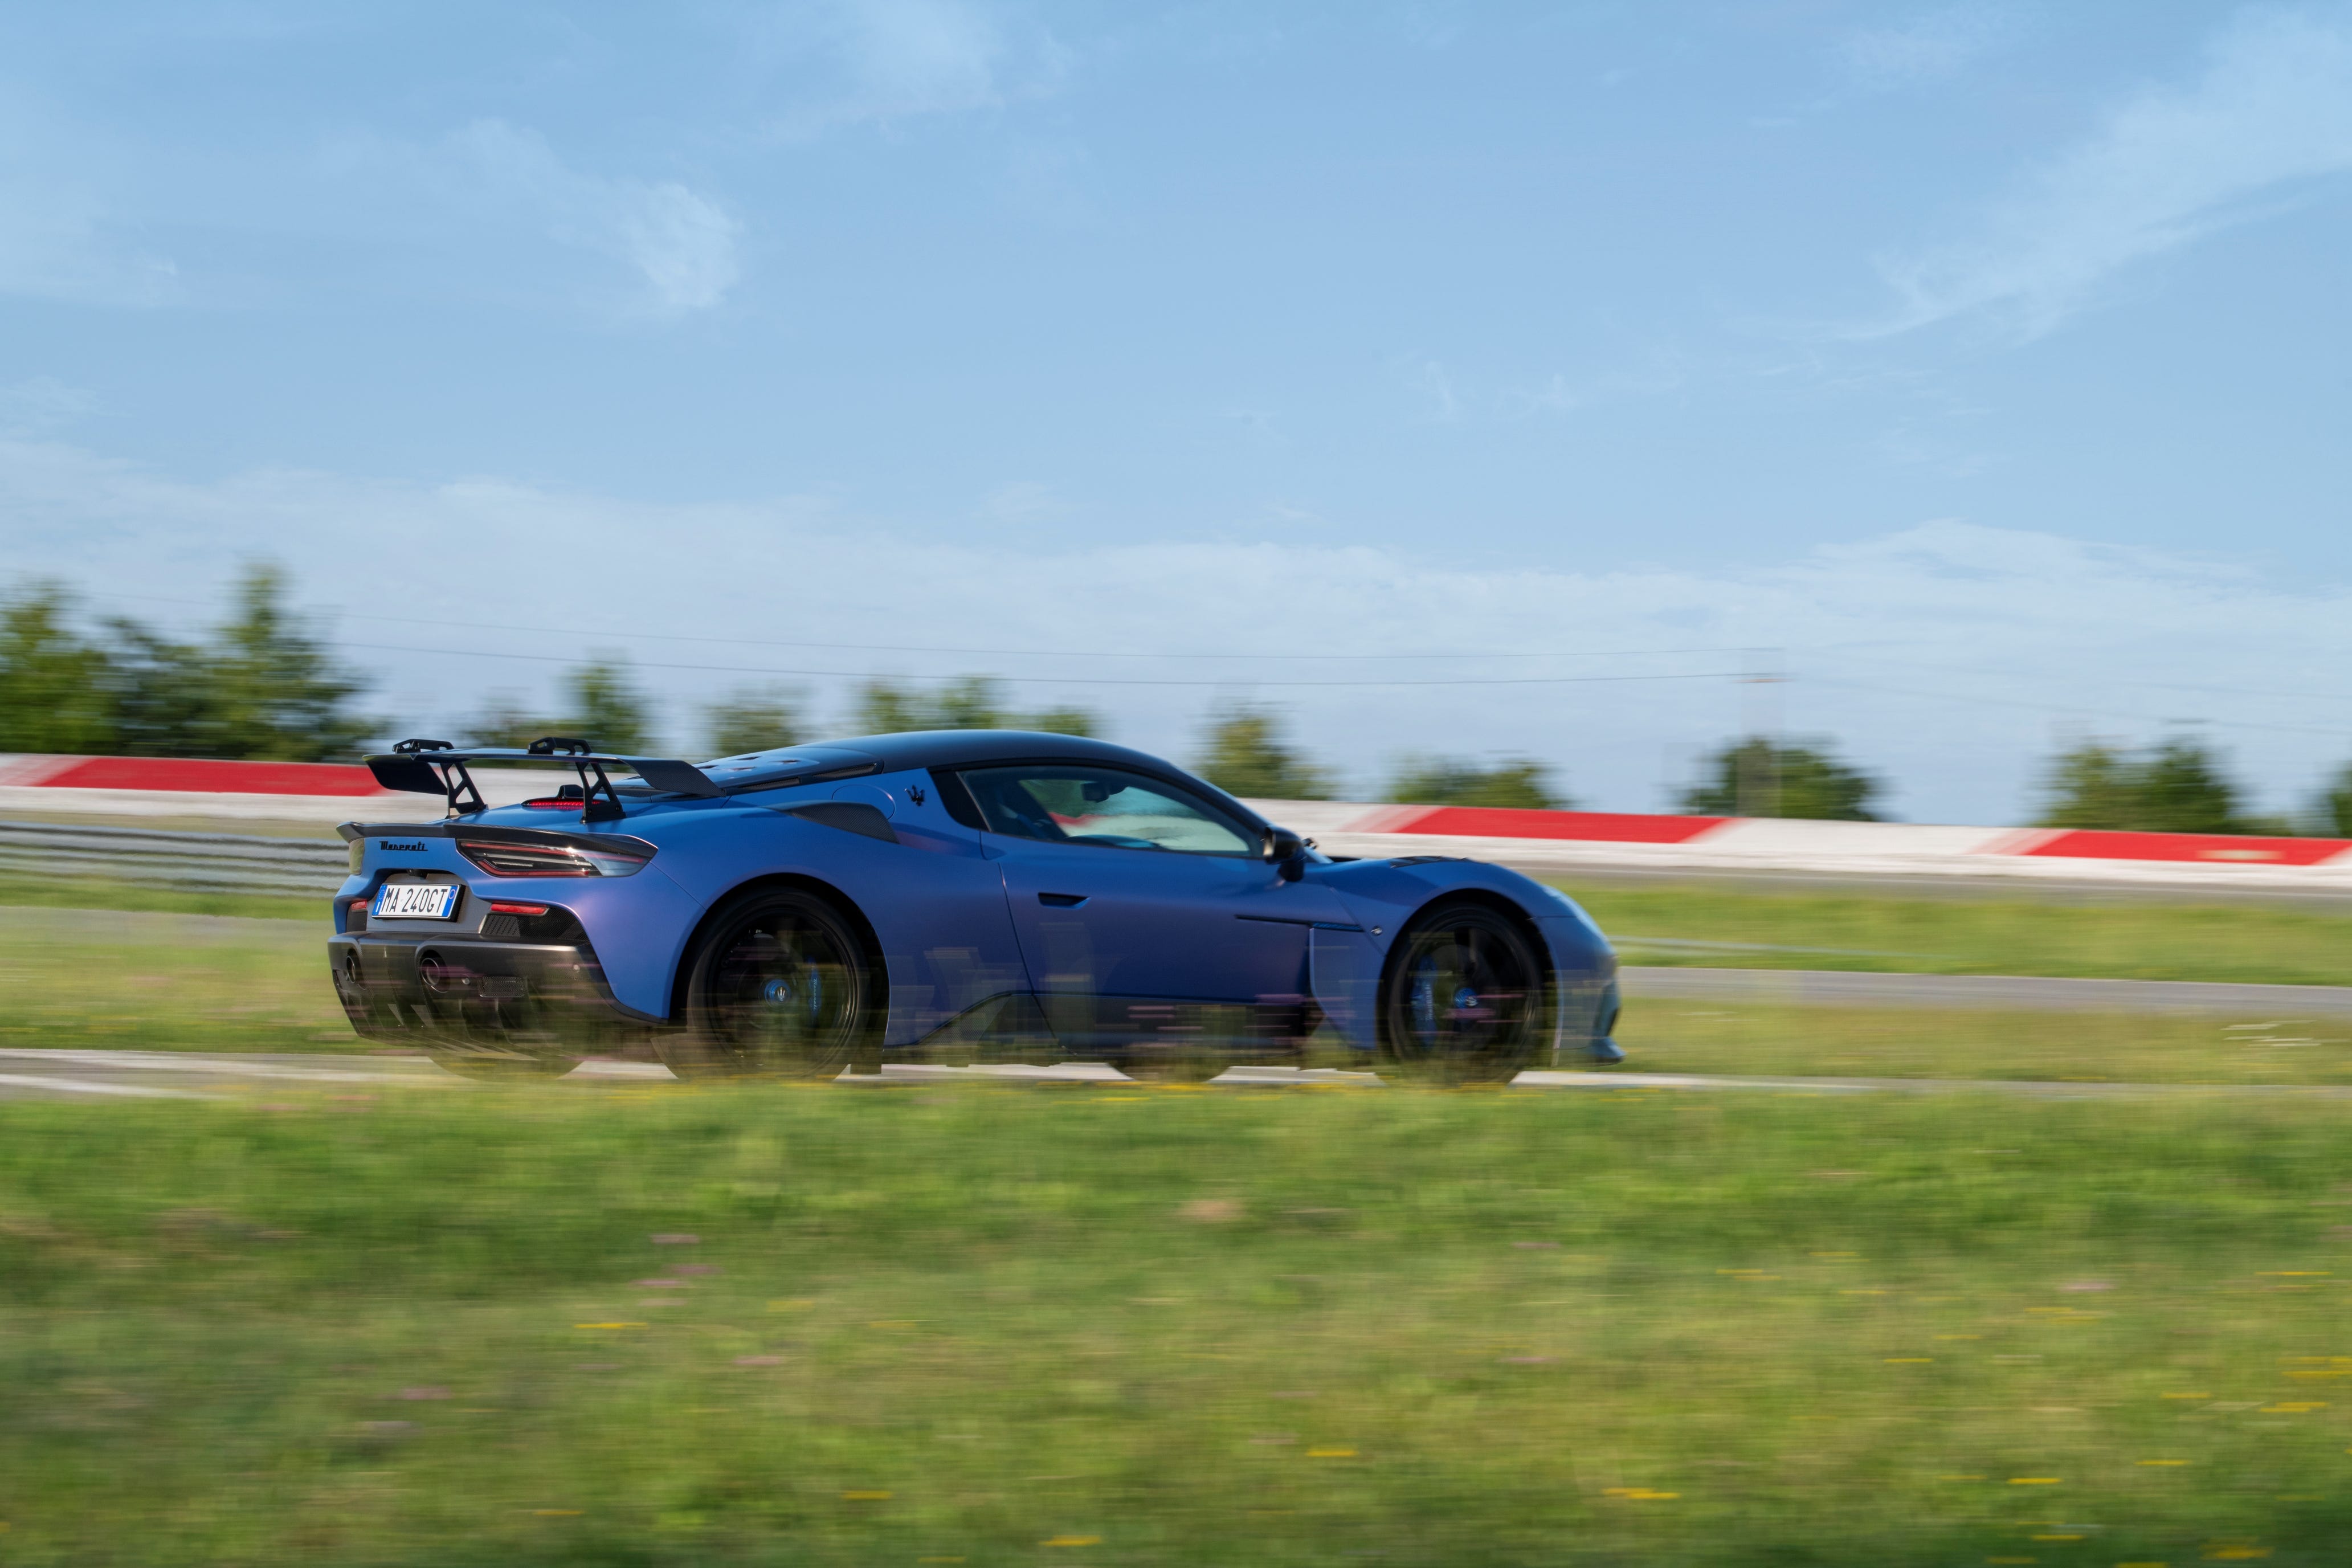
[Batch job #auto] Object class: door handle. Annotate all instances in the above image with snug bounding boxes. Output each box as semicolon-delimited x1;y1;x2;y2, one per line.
1037;892;1089;907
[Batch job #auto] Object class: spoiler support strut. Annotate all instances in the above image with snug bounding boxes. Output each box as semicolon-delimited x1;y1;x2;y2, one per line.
366;738;721;820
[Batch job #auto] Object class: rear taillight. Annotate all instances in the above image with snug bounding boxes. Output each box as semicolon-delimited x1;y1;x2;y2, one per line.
456;839;651;877
488;901;549;916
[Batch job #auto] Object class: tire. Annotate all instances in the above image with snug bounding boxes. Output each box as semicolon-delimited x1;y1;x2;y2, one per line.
425;1050;578;1080
1377;901;1549;1085
659;888;884;1079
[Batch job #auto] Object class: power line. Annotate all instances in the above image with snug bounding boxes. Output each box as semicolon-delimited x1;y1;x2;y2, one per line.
1810;647;2352;707
1810;675;2352;740
77;588;1751;665
334;639;1745;689
68;585;2352;720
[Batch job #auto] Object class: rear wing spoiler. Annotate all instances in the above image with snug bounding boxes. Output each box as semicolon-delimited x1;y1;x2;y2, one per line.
365;738;721;821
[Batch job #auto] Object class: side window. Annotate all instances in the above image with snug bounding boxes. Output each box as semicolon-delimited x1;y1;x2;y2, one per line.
933;769;986;831
955;765;1257;856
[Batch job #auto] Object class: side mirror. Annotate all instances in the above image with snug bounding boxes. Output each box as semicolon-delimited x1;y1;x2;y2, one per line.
1262;827;1308;881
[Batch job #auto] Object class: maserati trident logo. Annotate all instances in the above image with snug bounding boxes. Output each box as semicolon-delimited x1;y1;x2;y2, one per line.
378;840;428;852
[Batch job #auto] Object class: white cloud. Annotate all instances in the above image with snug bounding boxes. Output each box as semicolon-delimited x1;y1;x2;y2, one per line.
1404;360;1460;423
452;121;741;314
1861;6;2352;338
0;101;177;306
7;438;2352;823
760;0;1071;135
838;0;1007;115
981;480;1064;521
1499;353;1689;418
1840;5;2016;91
0;378;99;436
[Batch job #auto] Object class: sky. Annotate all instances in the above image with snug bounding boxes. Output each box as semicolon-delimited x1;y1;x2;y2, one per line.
5;0;2352;823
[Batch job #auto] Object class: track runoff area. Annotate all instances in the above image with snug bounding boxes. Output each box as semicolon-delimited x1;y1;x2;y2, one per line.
11;762;2352;1562
6;750;2352;1097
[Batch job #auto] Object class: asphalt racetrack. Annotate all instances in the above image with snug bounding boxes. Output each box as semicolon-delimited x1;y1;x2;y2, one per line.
13;1022;2352;1102
11;955;2352;1102
1623;965;2352;1015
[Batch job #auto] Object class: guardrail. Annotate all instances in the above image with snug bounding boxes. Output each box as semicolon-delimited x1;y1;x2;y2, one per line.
0;820;346;897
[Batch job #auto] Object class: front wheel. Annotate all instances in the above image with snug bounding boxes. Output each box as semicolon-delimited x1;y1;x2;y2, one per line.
1377;901;1548;1085
659;888;883;1079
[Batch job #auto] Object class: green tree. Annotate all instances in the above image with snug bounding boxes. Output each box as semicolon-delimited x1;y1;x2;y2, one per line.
2037;740;2135;829
1385;754;1567;810
2037;736;2248;834
566;657;650;754
196;565;374;760
0;582;117;753
1679;736;1881;820
464;656;650;754
852;676;1099;737
703;685;806;758
101;565;373;761
852;679;932;735
1024;704;1099;737
1196;706;1335;800
2318;762;2352;838
101;621;219;758
462;693;552;751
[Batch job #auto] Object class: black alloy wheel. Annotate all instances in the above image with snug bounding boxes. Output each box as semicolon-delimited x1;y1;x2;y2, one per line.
1377;901;1549;1084
663;888;883;1079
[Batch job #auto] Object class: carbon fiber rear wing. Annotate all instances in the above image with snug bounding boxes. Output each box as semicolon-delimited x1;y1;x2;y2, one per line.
365;738;722;821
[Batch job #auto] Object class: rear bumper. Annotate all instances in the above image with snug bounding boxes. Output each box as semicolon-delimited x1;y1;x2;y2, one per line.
327;932;647;1052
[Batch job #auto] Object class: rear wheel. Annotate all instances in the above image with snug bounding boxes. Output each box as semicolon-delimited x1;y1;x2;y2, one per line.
1377;901;1547;1085
660;888;883;1079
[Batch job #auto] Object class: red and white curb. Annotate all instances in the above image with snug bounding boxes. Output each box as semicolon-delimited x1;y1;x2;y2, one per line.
4;754;2350;889
1257;800;2352;891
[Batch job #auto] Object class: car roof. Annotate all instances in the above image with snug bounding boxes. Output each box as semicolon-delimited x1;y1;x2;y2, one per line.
693;732;1270;828
697;729;1224;790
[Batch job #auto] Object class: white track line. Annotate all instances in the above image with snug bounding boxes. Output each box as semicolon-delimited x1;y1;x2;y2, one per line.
1514;1069;2352;1097
7;1051;2326;1100
0;1072;219;1100
0;1048;448;1085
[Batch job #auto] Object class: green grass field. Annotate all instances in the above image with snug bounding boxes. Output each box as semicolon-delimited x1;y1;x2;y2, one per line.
11;888;2352;1084
0;869;321;923
4;1086;2351;1564
9;879;2352;1559
1623;1002;2352;1085
1559;880;2352;987
14;867;2352;987
0;906;349;1057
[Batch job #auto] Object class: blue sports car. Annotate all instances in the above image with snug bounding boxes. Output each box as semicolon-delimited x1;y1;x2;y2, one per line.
328;731;1623;1081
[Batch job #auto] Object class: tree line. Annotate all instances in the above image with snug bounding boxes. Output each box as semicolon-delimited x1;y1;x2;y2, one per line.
1;571;2342;831
0;570;372;761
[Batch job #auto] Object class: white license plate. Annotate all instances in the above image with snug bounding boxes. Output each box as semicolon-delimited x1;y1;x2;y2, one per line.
372;881;462;921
